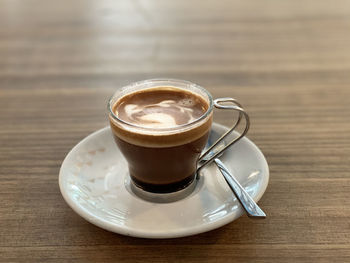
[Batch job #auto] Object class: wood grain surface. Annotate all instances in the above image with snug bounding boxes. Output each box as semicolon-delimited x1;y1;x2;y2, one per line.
1;0;350;262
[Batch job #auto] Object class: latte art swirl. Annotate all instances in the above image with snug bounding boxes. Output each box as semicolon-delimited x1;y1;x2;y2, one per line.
124;100;196;128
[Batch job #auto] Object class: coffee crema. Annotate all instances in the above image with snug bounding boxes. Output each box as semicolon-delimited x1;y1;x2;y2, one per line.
110;87;212;148
115;88;207;129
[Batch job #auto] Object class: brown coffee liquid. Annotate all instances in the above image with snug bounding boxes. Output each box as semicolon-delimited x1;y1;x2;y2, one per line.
110;87;212;193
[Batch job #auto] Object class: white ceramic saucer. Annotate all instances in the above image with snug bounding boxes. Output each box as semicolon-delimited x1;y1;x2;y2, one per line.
59;123;269;239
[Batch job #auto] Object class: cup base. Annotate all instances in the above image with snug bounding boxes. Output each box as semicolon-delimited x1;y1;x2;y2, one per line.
126;176;197;203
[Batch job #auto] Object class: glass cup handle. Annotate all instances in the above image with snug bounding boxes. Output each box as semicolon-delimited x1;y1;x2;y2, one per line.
197;98;250;171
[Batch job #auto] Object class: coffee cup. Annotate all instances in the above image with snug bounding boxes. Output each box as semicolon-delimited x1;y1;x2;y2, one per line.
108;79;249;198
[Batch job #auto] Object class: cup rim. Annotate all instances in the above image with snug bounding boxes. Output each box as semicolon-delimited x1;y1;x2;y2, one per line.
107;78;213;132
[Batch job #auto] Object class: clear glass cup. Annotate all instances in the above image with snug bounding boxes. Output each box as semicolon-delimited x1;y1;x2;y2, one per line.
108;78;250;200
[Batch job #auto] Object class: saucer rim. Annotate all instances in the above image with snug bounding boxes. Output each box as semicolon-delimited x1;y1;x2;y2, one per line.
59;123;269;238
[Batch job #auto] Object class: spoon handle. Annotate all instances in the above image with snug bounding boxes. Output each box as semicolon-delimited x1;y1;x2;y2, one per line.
214;158;266;218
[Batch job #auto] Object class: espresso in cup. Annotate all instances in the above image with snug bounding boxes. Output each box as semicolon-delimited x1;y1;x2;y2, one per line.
109;80;213;193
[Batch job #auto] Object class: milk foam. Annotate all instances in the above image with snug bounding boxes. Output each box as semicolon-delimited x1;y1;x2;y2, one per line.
123;100;196;128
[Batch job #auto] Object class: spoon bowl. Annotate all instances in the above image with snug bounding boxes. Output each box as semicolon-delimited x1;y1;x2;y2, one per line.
200;127;267;219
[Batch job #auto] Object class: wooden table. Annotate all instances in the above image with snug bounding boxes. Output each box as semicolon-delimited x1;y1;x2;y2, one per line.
1;0;350;262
